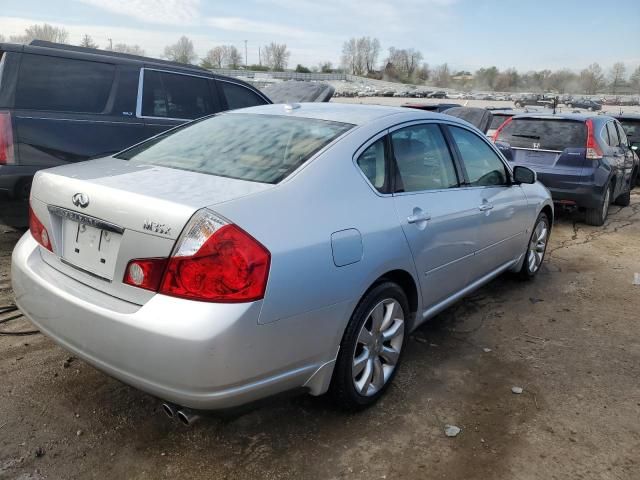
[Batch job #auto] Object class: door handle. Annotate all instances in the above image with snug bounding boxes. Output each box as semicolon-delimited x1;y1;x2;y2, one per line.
478;203;494;212
407;212;431;224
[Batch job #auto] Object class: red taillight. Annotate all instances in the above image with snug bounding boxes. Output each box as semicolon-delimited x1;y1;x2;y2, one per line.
29;204;52;252
585;119;603;160
492;116;513;142
124;258;167;291
0;111;15;165
124;209;271;303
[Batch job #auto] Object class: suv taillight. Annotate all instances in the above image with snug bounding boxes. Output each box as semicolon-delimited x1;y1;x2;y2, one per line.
124;209;271;303
0;111;15;165
29;204;53;252
585;119;603;160
492;116;513;142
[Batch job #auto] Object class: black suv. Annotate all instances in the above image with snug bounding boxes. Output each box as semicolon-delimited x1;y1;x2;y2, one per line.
0;41;271;225
514;94;554;108
564;98;602;111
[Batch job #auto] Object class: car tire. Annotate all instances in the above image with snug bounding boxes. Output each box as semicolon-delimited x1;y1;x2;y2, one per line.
519;212;550;279
10;178;32;201
585;183;612;226
330;281;409;410
614;184;631;207
633;168;639;187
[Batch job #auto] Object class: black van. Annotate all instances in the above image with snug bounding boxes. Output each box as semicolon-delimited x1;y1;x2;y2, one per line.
0;40;271;225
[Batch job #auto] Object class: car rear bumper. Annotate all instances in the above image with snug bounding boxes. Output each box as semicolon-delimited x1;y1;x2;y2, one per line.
11;234;336;410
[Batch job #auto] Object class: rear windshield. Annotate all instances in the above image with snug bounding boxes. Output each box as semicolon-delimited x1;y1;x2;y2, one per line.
490;114;512;130
619;120;640;142
117;113;353;184
497;118;587;151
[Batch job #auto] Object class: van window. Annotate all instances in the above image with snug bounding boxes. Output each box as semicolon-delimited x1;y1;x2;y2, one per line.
16;54;115;113
219;81;268;110
141;69;217;120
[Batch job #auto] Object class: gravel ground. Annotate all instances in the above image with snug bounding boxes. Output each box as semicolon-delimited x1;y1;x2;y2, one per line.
1;192;639;480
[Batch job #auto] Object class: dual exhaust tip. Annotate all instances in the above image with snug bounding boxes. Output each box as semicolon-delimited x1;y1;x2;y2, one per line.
162;402;200;426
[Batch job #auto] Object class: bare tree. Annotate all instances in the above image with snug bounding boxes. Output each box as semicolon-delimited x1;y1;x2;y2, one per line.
341;37;381;75
109;43;145;56
79;34;98;49
630;65;640;94
10;23;69;44
386;47;422;80
164;36;197;65
432;63;452;87
201;46;225;69
225;45;242;69
580;63;605;95
318;61;333;73
341;38;358;75
416;62;430;82
609;62;627;95
262;42;290;71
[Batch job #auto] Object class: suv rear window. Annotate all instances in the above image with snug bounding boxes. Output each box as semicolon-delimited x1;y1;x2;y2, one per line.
490;114;512;130
497;118;587;151
16;54;115;113
117;113;353;184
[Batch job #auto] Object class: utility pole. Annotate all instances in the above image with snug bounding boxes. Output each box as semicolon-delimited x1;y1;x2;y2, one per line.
258;47;261;66
108;38;113;50
244;40;248;67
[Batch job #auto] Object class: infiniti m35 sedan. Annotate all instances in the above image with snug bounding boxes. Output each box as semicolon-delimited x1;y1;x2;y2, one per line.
12;103;553;414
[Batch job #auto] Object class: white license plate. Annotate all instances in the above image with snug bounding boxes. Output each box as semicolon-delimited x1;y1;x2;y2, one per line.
62;219;122;280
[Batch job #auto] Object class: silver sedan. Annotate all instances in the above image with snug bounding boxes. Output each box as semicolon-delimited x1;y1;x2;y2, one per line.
12;103;553;419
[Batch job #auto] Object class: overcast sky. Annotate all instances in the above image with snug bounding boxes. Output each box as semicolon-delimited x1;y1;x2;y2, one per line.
1;0;639;73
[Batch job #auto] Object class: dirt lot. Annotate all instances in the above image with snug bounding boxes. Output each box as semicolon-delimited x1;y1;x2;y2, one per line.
1;192;639;480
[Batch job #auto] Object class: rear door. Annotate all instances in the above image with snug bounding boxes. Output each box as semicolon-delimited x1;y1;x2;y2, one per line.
389;122;481;308
13;54;145;168
604;121;632;195
137;68;221;137
447;125;529;277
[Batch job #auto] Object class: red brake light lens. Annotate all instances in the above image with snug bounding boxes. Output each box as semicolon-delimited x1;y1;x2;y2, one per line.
492;116;513;143
124;258;167;291
0;111;15;165
29;205;52;252
160;221;270;303
585;119;603;160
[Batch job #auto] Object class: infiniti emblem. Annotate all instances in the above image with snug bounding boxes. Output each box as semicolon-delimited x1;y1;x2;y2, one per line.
72;193;90;209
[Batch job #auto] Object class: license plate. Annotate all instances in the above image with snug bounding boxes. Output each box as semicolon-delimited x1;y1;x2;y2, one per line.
62;218;122;280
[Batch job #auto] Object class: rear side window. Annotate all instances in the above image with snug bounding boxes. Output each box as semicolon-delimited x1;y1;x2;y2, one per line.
449;126;507;187
141;69;217;119
16;54;115;113
117;113;353;184
357;138;387;192
219;81;268;110
497;119;587;151
605;122;620;147
391;124;459;192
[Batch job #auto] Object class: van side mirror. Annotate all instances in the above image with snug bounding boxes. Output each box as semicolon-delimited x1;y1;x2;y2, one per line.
513;166;536;184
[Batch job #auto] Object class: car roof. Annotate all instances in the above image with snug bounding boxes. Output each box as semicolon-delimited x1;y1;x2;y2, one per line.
236;102;461;126
511;112;611;122
614;113;640;121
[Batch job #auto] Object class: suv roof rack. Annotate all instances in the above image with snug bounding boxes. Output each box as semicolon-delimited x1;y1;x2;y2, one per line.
28;40;212;73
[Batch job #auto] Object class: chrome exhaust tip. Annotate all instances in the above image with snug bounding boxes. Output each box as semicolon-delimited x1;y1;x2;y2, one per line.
176;408;200;426
161;402;178;419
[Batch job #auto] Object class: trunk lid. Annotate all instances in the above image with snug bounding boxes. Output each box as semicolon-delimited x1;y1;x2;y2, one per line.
30;157;272;305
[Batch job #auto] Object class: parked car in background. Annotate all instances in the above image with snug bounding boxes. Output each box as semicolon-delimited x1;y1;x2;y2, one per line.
428;91;448;99
13;103;552;415
493;113;638;225
486;110;516;138
565;98;602;111
0;40;270;226
514;94;554;108
446;92;465;99
615;113;640;185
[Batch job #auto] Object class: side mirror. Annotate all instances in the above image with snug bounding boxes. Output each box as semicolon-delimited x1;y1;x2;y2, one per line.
513;166;536;184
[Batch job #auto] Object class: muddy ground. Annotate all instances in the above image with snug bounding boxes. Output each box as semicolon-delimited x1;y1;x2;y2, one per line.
1;193;639;480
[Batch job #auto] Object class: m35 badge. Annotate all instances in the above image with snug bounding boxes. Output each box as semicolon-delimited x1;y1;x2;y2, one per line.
143;220;171;235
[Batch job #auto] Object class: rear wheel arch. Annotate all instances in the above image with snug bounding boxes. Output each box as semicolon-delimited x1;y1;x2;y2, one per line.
541;205;554;227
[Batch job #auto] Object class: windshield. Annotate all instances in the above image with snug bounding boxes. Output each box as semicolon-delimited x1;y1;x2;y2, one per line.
117;113;353;184
497;118;587;151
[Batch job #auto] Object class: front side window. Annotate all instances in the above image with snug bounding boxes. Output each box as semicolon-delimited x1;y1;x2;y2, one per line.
16;54;115;113
220;81;268;110
449;126;508;187
117;113;353;184
141;70;216;119
391;124;459;192
357;138;387;192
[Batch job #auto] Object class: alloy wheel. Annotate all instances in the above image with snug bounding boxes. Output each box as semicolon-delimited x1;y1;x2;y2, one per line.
352;298;405;397
527;219;548;273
